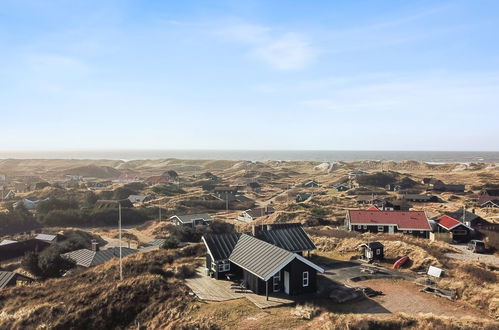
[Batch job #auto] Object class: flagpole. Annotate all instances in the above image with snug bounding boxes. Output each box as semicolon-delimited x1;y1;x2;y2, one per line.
119;202;123;281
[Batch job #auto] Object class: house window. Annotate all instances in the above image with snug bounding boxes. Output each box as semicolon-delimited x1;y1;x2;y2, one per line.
273;272;281;292
376;249;381;255
408;230;413;233
357;225;362;229
218;261;230;272
363;225;367;229
377;226;383;232
302;271;309;287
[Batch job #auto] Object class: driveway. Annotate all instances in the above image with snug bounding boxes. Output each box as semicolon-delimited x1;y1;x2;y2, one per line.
446;244;499;266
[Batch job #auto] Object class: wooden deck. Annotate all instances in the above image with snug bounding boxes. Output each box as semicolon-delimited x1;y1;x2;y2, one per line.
185;268;295;309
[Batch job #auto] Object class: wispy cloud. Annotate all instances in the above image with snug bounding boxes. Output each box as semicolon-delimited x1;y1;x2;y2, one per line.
216;23;317;71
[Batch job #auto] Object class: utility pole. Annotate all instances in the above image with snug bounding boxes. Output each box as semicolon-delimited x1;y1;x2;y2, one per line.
159;204;162;222
119;203;123;281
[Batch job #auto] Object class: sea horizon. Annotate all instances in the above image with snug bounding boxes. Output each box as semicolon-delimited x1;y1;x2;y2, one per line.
0;150;498;163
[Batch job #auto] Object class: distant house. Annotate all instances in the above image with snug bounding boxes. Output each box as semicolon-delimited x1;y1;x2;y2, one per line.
295;193;312;203
213;186;238;200
481;199;499;208
435;215;473;243
13;198;48;210
237;207;275;222
127;194;154;204
333;183;350;192
400;194;439;203
430;181;465;193
202;228;324;298
170;213;213;227
385;184;401;192
3;190;16;200
359;242;384;262
113;173;140;183
63;247;138;268
86;181;112;190
246;182;262;192
303;180;319;188
0;239;50;262
346;210;432;238
348;170;367;180
35;233;60;244
0;271;33;289
144;176;169;185
478;189;499;205
445;209;497;231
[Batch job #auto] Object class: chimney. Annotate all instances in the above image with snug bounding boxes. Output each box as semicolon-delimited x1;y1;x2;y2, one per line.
252;225;257;236
91;240;99;252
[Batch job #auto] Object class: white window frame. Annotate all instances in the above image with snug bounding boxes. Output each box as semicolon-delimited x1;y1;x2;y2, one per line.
408;230;413;233
273;272;281;292
362;225;367;229
357;225;362;229
376;249;381;255
377;226;384;232
218;261;230;272
302;271;309;287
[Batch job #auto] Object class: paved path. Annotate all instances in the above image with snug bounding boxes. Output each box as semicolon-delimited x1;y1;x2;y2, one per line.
446;244;499;266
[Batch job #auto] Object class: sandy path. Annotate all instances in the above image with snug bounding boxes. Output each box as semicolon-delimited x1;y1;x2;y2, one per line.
357;279;485;318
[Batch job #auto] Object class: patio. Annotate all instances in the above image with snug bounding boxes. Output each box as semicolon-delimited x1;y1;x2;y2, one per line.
185;267;296;309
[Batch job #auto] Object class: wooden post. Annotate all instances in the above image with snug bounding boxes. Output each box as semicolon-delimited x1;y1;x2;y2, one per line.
266;280;269;301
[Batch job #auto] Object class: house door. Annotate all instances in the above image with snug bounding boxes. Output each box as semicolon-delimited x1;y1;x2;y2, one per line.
388;226;394;234
284;271;290;294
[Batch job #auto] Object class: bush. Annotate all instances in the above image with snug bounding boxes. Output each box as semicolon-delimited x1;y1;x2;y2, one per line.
37;208;151;227
0;211;40;236
356;173;396;187
21;250;76;278
37;198;79;215
161;237;179;249
174;264;196;279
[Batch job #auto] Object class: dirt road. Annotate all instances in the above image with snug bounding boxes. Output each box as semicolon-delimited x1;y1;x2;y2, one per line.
446;244;499;266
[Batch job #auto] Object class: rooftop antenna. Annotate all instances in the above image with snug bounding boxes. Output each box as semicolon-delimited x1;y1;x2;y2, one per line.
119;202;123;281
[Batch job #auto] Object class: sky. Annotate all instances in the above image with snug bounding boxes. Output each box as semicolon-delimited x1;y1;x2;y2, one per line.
1;0;498;151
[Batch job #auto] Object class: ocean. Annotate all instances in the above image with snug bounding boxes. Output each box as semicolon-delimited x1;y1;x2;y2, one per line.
0;150;498;163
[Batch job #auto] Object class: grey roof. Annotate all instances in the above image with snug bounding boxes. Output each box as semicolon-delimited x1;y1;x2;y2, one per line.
0;271;32;289
0;239;17;246
361;242;384;250
229;234;295;281
203;233;241;261
146;239;167;247
401;194;433;201
35;234;57;242
63;247;138;268
0;271;15;288
255;224;316;252
172;213;213;224
229;234;323;281
445;210;481;223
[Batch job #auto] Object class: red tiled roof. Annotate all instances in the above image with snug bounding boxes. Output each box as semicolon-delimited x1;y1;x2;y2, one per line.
367;205;380;211
348;210;431;230
478;195;496;204
437;215;461;230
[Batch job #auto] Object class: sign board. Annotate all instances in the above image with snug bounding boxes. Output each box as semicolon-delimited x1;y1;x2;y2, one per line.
427;266;443;278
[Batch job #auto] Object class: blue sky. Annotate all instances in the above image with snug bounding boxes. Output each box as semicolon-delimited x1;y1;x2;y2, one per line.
1;0;498;151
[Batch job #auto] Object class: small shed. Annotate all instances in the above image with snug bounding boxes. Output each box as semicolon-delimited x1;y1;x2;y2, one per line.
359;242;384;261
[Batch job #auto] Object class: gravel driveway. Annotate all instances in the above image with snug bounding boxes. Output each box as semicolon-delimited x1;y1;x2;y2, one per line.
446;244;499;266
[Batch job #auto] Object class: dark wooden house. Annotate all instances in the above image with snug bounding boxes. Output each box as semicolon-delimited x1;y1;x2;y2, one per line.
435;215;473;243
229;234;324;298
0;271;33;289
359;242;384;262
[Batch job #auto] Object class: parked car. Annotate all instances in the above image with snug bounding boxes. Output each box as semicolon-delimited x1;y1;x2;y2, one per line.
467;240;486;253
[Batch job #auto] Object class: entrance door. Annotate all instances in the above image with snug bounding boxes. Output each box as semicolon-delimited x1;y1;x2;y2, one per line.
388;226;394;234
284;271;290;294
